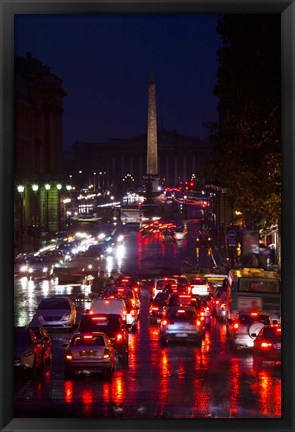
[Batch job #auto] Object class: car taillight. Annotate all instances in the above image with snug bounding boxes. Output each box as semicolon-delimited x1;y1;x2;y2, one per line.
261;342;272;348
207;285;210;292
65;350;72;360
131;309;136;316
233;323;239;329
196;320;201;326
152;306;159;311
83;335;93;340
215;300;219;305
152;288;156;296
116;333;123;341
131;299;136;307
162;319;168;326
103;349;110;359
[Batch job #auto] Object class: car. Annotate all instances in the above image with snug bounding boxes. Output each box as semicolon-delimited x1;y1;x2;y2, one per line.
115;275;141;296
159;306;204;346
27;257;55;280
196;233;212;246
152;277;179;299
63;332;115;378
252;324;281;363
30;296;77;329
227;311;271;350
14;326;44;378
104;285;140;332
149;292;171;324
189;276;210;297
87;298;127;323
78;313;128;364
211;287;227;322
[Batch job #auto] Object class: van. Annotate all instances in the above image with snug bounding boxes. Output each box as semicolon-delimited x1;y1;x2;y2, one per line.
88;298;127;322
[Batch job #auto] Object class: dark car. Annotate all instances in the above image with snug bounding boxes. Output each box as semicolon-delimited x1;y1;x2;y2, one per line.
14;326;44;378
78;313;128;364
149;292;171;324
159;306;204;346
252;324;281;363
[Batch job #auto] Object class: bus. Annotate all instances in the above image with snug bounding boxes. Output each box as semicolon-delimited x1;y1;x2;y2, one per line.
225;267;281;323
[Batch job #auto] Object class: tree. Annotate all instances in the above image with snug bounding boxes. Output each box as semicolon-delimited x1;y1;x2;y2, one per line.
203;15;281;229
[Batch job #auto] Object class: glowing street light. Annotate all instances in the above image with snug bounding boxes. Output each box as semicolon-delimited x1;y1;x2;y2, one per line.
17;185;25;250
44;184;51;232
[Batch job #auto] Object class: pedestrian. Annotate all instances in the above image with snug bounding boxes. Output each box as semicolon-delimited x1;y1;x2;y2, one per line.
92;270;108;297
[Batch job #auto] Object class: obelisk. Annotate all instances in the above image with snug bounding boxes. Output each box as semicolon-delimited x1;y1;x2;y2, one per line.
146;72;159;191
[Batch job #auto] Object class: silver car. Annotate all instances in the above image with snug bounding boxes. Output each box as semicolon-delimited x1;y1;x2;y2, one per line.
31;296;77;329
227;311;271;350
63;332;115;378
159;306;203;346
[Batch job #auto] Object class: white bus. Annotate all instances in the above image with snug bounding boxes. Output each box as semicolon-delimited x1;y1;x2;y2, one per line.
225;267;281;322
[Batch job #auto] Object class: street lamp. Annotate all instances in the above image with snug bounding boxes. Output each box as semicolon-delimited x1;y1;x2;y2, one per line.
32;184;39;250
44;183;51;233
17;185;25;251
56;184;62;231
93;172;97;192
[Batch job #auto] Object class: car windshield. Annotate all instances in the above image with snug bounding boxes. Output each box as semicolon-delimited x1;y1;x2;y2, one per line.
72;335;105;346
168;309;196;320
239;314;270;325
191;278;206;284
261;327;281;339
157;280;176;289
38;299;70;310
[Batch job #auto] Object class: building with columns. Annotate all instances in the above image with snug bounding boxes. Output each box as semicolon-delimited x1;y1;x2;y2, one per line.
64;129;212;193
14;52;67;251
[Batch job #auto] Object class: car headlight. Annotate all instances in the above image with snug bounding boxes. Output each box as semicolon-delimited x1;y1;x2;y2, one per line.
28;268;33;273
20;265;28;272
62;314;71;320
43;267;48;273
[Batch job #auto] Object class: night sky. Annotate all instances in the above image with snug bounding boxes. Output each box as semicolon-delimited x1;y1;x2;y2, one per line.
14;14;222;151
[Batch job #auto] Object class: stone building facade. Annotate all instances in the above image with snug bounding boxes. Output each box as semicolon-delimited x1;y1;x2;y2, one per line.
64;129;212;192
14;52;67;251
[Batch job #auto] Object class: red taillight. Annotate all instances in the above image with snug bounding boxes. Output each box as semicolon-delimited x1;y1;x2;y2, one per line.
92;316;107;321
216;300;219;305
250;312;258;316
233;323;239;329
261;342;272;348
206;285;210;292
177;309;185;313
196;320;201;326
83;335;93;340
65;350;72;361
103;349;110;359
162;319;168;326
89;310;94;315
116;333;123;341
152;307;159;311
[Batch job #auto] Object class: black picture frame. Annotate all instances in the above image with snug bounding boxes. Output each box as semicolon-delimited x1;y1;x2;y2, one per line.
1;1;294;431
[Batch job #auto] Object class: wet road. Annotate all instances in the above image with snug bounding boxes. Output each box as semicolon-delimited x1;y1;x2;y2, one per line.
14;224;281;418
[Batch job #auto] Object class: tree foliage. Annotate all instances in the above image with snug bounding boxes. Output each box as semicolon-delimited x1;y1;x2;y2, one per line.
203;15;281;228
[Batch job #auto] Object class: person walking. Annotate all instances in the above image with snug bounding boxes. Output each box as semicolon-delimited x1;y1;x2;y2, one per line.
92;270;108;297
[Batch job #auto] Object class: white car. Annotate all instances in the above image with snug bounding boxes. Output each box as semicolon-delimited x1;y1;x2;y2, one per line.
30;296;77;329
88;298;127;322
189;276;210;297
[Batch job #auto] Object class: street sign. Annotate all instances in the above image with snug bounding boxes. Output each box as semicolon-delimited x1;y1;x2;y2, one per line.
227;229;237;247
